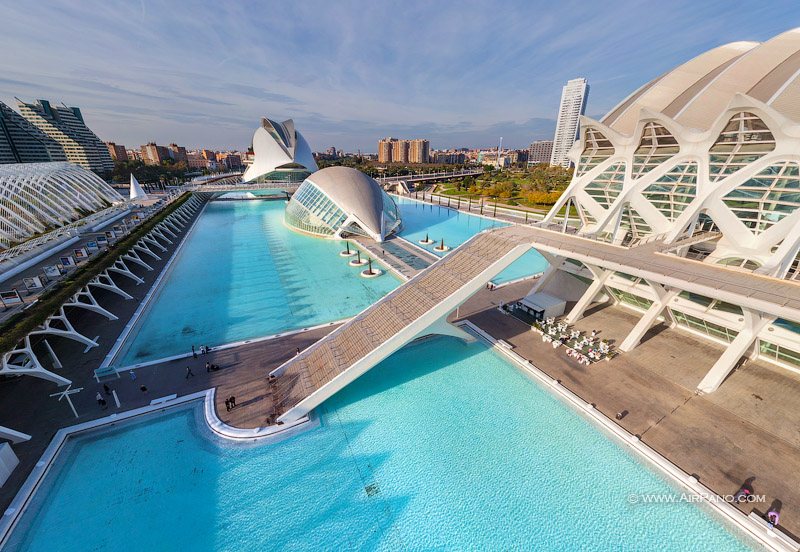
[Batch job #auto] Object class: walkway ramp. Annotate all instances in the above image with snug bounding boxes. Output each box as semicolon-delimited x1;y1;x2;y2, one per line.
272;226;533;422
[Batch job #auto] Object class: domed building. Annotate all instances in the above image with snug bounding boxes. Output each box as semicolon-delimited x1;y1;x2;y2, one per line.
242;117;318;183
0;162;122;249
285;166;401;242
545;28;800;278
531;28;800;391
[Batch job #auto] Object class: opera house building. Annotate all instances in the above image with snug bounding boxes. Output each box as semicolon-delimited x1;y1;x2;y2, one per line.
242;117;318;183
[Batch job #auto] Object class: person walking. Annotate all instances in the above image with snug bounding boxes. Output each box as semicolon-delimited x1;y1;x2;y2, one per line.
192;345;197;359
229;395;236;408
225;398;231;412
103;383;111;395
96;392;107;409
129;370;137;381
205;361;211;373
296;347;301;356
186;366;195;379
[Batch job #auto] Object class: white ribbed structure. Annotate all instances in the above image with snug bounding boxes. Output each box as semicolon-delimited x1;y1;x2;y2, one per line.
546;29;800;280
536;28;800;388
0;162;122;249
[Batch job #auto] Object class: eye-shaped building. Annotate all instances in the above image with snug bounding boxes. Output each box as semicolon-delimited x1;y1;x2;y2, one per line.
285;166;401;242
242;117;318;183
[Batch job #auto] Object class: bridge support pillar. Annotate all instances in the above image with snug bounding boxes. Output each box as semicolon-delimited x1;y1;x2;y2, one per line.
414;315;476;343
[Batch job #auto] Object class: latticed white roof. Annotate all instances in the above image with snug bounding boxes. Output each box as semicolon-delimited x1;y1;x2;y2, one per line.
0;162;123;249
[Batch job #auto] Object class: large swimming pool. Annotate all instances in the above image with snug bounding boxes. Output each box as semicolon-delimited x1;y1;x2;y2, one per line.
7;338;752;551
116;199;399;366
395;197;549;284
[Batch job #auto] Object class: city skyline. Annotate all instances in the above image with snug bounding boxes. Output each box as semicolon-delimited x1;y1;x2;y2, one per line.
1;2;797;151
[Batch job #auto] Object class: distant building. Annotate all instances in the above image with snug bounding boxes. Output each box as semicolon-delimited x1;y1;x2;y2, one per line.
106;142;128;162
0;101;66;164
140;142;170;165
550;78;589;168
378;137;430;164
392;140;409;164
186;151;206;169
431;150;466;164
219;152;242;170
16;99;114;174
409;139;430;164
167;143;188;164
201;149;217;163
528;140;553;165
378;138;394;163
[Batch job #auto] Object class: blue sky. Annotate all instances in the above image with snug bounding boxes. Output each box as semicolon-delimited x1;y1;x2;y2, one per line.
1;1;797;152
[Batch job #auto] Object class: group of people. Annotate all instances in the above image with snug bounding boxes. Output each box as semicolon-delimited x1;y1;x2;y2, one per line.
224;396;237;412
191;344;212;358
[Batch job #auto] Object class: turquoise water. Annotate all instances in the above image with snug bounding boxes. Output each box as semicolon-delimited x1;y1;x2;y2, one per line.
8;338;751;551
116;200;399;366
395;197;548;284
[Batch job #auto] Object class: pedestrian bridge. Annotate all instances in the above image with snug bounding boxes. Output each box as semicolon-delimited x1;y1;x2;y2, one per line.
271;219;800;422
271;226;533;422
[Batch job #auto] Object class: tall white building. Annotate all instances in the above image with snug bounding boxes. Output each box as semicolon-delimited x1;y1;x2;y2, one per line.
550;78;589;168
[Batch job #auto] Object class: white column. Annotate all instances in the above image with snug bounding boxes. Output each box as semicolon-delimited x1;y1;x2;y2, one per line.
563;266;611;324
697;310;773;394
619;286;679;352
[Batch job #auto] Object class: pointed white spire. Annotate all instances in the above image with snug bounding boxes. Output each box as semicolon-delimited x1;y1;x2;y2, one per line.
129;173;148;201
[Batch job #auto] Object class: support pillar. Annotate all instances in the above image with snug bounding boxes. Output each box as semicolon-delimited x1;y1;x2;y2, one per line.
697;310;773;394
619;286;680;352
563;267;612;324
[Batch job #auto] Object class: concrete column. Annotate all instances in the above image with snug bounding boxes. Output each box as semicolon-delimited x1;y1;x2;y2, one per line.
619;287;680;352
697;310;773;394
563;267;612;324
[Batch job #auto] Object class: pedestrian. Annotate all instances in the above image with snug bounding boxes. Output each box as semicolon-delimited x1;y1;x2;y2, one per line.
129;370;137;381
192;345;197;359
186;366;194;379
103;383;111;395
225;398;231;412
296;347;301;356
96;392;107;408
140;385;148;393
229;395;236;408
205;361;211;372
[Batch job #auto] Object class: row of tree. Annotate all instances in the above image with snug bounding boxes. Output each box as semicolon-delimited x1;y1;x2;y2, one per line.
447;164;573;205
108;160;194;185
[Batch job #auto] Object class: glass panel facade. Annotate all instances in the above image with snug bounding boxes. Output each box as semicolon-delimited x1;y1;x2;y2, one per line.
619;203;652;239
607;287;653;310
584;162;626;209
285;181;347;237
576;128;615;177
642;162;697;221
759;341;800;368
632;123;680;178
251;169;311;183
671;310;739;343
722;162;800;234
709;112;775;182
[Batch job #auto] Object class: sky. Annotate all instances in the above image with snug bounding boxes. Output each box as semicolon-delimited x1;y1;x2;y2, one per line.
1;1;798;152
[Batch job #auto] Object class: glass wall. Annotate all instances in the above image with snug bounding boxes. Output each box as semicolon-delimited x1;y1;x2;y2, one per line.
670;310;739;343
759;341;800;368
285;181;347;237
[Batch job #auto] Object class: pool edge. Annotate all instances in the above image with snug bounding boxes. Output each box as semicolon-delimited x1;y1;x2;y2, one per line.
460;320;799;552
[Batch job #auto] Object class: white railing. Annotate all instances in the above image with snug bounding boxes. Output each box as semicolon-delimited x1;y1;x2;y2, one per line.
378;169;483;183
0;204;131;264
